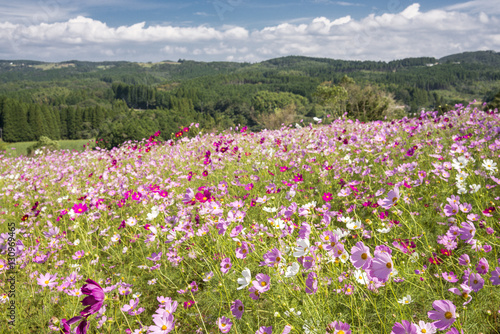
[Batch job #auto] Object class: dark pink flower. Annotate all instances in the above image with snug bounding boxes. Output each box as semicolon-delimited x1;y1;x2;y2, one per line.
80;279;105;317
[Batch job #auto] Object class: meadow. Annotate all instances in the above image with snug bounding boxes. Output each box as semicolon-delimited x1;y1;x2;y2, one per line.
2;139;96;157
0;104;499;334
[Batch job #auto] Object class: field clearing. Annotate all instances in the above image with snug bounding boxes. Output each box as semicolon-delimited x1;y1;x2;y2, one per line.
3;139;96;157
0;106;499;333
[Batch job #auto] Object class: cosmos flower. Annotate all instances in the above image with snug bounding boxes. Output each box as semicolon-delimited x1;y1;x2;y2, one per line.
149;312;175;334
237;268;251;290
391;320;417;334
350;241;372;270
231;299;244;319
80;279;105;317
368;251;393;282
427;300;457;330
217;316;232;333
252;273;271;293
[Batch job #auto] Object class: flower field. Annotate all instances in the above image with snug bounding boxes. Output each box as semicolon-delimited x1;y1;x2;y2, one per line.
1;104;500;334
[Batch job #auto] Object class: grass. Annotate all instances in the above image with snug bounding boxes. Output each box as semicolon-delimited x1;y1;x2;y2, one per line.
2;138;96;157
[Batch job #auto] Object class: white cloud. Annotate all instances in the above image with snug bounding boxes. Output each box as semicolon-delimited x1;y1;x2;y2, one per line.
0;2;499;62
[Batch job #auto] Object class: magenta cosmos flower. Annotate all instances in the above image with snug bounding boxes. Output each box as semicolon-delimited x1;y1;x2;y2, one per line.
72;203;88;214
350;241;372;270
80;279;105;316
217;316;232;333
427;300;456;330
368;251;393;282
323;192;333;202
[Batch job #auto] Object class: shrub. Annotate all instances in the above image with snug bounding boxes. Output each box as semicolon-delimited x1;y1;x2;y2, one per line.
27;136;60;155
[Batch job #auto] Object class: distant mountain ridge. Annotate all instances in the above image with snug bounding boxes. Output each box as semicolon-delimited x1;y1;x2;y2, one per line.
1;50;498;73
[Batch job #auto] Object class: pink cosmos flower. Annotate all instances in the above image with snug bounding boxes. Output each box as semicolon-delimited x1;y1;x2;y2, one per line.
37;273;58;288
231;299;244;319
476;257;489;274
459;222;475;241
327;320;351;334
121;298;140;315
350;241;372;270
391;320;417;334
448;283;473;305
490;267;500;285
252;273;271;293
217;316;232;333
261;248;282;267
248;286;260;300
442;271;458;283
458;254;470;266
368;251;393;282
72;250;85;260
415;321;436;334
467;272;484;292
427;300;456;330
256;326;273;334
149;312;175;334
220;258;232;274
377;187;400;209
305;272;318;294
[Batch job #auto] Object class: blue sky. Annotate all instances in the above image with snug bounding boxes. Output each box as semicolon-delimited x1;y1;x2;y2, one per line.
0;0;499;62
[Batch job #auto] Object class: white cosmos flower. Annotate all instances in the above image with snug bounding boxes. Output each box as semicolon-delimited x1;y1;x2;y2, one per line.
339;251;350;263
482;159;498;173
293;238;310;257
284;262;300;278
346;220;361;230
353;269;369;285
146;206;159;221
73;239;80;246
262;207;278;213
469;184;481;193
271;218;286;230
237;268;251;290
398;295;413;305
376;227;391;233
333;228;349;239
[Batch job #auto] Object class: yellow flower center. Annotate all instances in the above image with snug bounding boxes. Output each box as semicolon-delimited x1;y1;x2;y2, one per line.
444;311;453;319
161;325;167;330
45;280;49;284
361;253;367;260
386;262;392;269
261;281;267;287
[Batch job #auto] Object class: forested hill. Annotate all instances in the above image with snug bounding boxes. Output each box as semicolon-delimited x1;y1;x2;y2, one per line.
1;50;500;148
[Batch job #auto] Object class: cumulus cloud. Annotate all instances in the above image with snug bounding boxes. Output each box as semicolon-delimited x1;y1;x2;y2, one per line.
0;2;499;62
